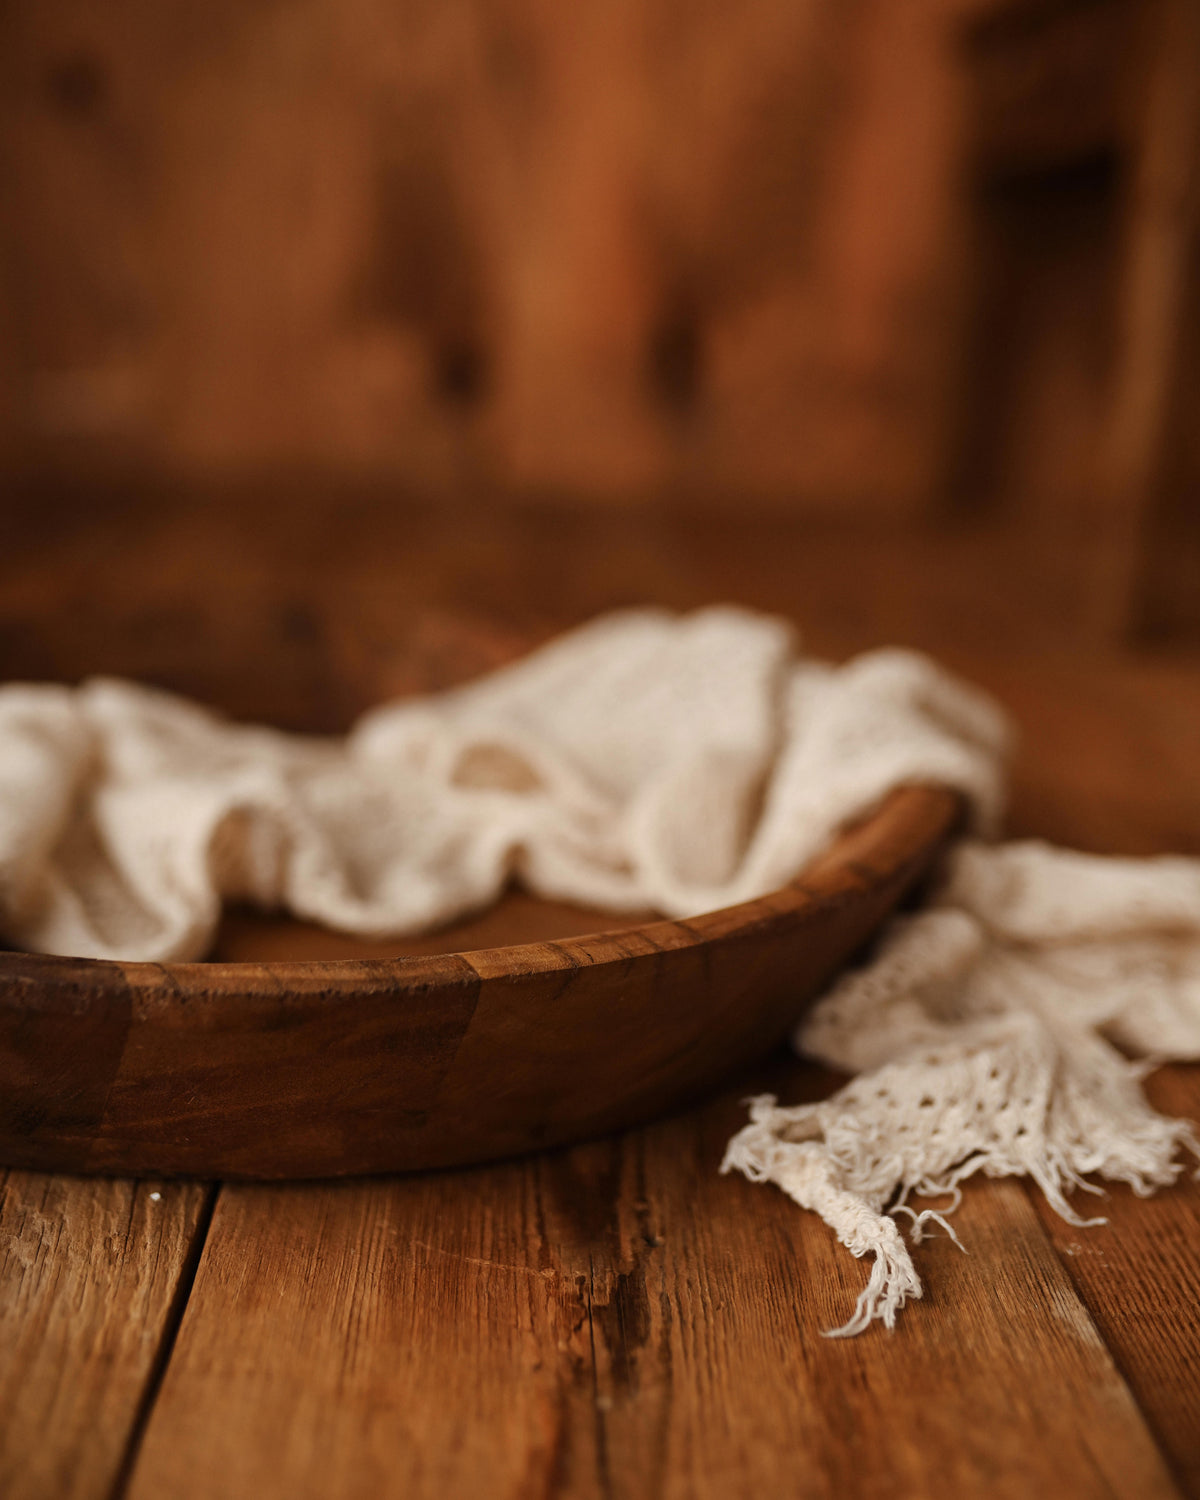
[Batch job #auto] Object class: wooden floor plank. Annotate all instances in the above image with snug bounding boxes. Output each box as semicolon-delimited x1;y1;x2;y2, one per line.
4;499;1200;1496
0;1172;213;1500
967;661;1200;1495
599;1071;1181;1500
127;1162;605;1500
1031;1064;1200;1498
125;1063;1180;1500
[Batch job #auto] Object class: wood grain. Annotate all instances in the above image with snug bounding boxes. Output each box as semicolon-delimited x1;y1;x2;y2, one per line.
1032;1064;1200;1497
2;487;1200;1496
0;786;960;1181
0;0;979;512
122;1070;1183;1500
8;0;1199;640
0;1171;212;1500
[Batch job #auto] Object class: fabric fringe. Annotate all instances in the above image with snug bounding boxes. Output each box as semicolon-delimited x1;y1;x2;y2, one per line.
722;1038;1200;1337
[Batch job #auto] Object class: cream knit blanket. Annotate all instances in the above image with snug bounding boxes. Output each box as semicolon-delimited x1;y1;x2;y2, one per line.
2;606;1197;1332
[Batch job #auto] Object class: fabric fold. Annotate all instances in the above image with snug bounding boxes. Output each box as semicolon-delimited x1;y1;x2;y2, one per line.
2;605;1198;1333
722;841;1200;1333
0;607;1008;960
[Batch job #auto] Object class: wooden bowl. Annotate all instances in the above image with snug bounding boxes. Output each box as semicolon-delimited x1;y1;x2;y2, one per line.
0;785;960;1180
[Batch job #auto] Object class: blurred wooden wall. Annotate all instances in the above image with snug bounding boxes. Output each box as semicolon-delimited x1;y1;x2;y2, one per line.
0;0;987;510
0;0;1197;627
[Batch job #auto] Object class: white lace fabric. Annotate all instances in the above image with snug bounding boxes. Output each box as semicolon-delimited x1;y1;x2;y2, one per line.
2;606;1197;1333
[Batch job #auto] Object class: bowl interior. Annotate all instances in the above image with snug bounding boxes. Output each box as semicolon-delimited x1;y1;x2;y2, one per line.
210;890;656;963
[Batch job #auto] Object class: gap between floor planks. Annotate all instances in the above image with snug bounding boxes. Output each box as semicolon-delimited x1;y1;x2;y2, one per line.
93;1078;1200;1497
2;1062;1198;1500
1025;1063;1200;1499
2;659;1198;1500
0;1170;214;1500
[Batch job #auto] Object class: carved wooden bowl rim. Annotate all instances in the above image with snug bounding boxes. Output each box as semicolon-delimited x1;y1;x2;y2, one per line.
0;784;962;1179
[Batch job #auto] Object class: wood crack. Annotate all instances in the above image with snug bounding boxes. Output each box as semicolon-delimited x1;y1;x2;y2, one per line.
105;1183;220;1500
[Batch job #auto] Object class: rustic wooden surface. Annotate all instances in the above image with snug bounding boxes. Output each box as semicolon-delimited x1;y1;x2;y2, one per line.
5;0;1198;646
0;491;1199;1498
0;1172;213;1500
0;0;984;510
0;786;960;1180
8;0;1196;587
